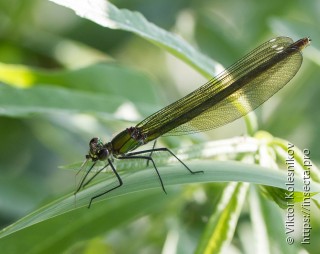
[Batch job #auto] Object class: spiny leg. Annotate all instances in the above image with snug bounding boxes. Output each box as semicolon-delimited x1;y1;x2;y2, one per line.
76;158;89;177
118;155;167;194
88;159;123;208
82;162;110;189
75;161;97;195
146;140;157;167
127;147;204;174
75;158;90;193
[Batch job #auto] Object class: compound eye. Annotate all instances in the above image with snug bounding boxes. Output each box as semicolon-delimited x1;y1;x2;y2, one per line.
89;137;101;147
88;137;105;161
97;148;109;161
90;137;97;144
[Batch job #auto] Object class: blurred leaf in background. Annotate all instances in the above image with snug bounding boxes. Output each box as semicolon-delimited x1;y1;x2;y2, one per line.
0;0;319;253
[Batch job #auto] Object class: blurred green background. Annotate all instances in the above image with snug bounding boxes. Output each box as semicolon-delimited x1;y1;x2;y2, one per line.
0;0;319;253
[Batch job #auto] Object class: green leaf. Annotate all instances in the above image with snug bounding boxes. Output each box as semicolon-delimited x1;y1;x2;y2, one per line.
0;62;160;105
0;63;161;118
0;190;170;254
271;137;320;183
260;186;318;209
0;83;126;117
195;182;249;254
1;160;319;240
49;0;222;78
249;187;270;254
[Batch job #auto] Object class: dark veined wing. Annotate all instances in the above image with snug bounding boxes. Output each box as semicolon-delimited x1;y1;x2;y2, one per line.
136;37;308;141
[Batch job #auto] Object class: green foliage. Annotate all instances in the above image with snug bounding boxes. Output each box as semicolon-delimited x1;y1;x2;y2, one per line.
0;0;319;253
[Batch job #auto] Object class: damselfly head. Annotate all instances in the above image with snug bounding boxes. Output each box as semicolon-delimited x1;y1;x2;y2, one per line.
87;137;110;161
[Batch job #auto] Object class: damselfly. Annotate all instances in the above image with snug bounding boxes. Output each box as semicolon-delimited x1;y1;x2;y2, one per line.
75;36;311;207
